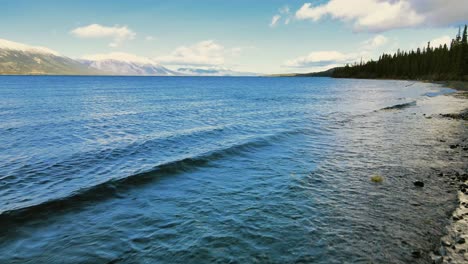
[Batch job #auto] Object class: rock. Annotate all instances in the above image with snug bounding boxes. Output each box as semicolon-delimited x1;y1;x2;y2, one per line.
412;250;422;258
457;237;466;244
433;255;443;264
450;144;458;149
441;239;452;247
370;175;384;183
461;174;468;181
414;181;425;187
439;246;447;256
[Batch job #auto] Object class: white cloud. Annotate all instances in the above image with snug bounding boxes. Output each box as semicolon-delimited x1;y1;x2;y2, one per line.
279;6;290;14
81;52;155;64
0;38;59;55
425;35;452;48
295;0;467;32
70;24;136;47
284;51;358;68
361;35;388;50
270;5;291;28
284;35;392;68
155;40;225;66
270;15;281;27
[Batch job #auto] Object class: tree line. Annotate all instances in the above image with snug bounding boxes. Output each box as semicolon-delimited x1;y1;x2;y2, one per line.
332;25;468;81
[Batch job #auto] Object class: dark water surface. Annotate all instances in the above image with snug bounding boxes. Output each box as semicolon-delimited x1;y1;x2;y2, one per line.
0;76;466;263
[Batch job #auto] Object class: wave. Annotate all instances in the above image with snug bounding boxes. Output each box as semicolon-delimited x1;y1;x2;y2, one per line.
332;100;418;125
379;101;416;111
0;129;303;226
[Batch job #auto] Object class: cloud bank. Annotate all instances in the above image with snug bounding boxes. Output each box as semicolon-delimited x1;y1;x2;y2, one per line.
70;24;136;47
81;52;156;65
284;51;357;68
425;35;452;48
295;0;468;32
155;40;225;66
284;35;389;68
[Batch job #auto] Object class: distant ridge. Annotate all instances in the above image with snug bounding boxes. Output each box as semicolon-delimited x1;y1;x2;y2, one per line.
0;39;100;75
0;38;259;76
80;59;180;76
270;67;338;77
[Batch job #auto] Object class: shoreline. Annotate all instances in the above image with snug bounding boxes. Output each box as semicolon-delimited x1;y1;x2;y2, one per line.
432;84;468;263
434;81;468;92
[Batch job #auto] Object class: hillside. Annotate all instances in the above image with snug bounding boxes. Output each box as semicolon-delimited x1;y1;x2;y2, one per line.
0;39;99;75
0;49;100;75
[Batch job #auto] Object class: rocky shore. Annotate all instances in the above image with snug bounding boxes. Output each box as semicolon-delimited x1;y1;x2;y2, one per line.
431;90;468;264
432;137;468;264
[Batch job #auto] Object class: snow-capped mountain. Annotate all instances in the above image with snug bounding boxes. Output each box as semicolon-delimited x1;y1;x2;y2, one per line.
0;38;99;75
79;52;180;76
0;39;258;76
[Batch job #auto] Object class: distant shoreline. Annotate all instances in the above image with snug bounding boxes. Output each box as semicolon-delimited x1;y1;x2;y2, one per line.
0;74;260;77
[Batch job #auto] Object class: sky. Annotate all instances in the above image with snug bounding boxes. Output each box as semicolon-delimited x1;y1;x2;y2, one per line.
0;0;467;74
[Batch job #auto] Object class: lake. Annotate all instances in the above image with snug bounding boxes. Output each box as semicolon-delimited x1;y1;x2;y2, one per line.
0;76;466;263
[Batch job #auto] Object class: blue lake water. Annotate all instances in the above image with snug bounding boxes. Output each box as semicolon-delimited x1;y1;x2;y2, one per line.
0;76;466;263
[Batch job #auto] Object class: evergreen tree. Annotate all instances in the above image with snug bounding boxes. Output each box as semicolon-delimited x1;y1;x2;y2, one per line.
332;25;468;81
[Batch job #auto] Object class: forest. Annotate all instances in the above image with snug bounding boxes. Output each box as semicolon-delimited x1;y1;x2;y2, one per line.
332;25;468;81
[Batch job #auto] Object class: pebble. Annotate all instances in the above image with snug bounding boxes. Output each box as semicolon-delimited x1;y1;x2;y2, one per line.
414;181;425;187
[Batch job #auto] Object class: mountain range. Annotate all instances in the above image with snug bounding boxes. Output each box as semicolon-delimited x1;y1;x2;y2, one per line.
0;38;256;76
0;39;99;75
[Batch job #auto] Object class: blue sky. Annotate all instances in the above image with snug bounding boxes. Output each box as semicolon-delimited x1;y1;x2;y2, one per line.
0;0;466;73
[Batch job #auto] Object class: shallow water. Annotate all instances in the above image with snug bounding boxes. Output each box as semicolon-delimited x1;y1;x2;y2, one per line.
0;76;466;263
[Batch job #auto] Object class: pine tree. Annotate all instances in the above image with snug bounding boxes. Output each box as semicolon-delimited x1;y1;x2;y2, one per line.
461;25;468;77
332;25;468;81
